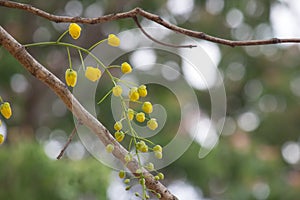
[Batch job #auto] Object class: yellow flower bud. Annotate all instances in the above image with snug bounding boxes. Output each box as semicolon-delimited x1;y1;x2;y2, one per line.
138;85;147;97
124;154;133;162
127;108;134;120
142;101;153;114
145;162;154;171
0;134;4;144
119;170;125;179
114;121;122;131
137;141;148;152
121;62;132;74
107;34;120;47
155;151;163;159
68;23;81;39
0;102;12;119
112;85;123;97
115;131;125;142
85;66;101;82
136;112;145;123
157;172;164;180
147;118;158;130
153;145;162;153
129;87;139;102
65;69;77;87
106;144;114;153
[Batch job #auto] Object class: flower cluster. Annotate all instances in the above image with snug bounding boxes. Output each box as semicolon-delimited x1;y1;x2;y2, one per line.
31;23;164;200
0;99;12;144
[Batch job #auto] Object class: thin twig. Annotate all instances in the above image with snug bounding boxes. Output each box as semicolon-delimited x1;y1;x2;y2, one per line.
56;120;81;160
133;16;197;48
1;0;300;47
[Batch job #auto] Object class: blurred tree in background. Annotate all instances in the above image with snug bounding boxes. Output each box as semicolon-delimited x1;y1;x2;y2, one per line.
1;0;300;199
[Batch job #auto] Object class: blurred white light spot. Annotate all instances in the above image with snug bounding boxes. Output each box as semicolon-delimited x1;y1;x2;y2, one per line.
290;76;300;97
33;27;51;42
50;129;67;143
66;141;85;160
258;95;278;113
169;180;204;200
0;121;7;145
252;182;270;200
129;49;156;71
84;3;103;18
44;140;62;160
161;61;180;81
271;3;300;38
181;43;219;90
193;117;219;149
226;62;245;81
65;0;83;16
237;111;260;132
221;117;236;136
206;0;224;15
232;23;253;40
167;0;194;16
10;73;29;93
52;99;67;117
119;30;139;51
226;9;244;28
244;79;263;101
282;141;300;165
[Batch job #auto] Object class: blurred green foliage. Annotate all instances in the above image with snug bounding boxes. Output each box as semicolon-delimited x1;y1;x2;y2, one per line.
0;142;110;200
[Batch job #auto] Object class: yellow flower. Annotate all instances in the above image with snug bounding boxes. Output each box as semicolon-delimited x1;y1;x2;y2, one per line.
85;66;101;82
124;154;132;162
119;170;125;179
0;102;12;119
112;85;123;97
145;162;154;171
127;108;134;120
114;121;122;131
121;62;132;74
153;145;162;153
137;141;148;152
0;134;4;144
155;151;163;159
136;112;145;123
115;131;125;142
129;87;139;102
106;144;114;153
108;34;120;47
69;23;81;39
142;101;153;114
138;85;147;97
147;118;158;130
65;69;77;87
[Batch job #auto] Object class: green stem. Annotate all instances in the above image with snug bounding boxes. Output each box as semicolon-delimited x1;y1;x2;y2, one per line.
56;30;68;43
78;49;85;71
25;41;114;80
97;89;112;104
0;96;3;103
66;47;72;69
88;38;107;51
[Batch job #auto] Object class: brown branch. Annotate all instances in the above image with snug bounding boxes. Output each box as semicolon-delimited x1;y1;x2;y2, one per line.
56;121;80;160
1;0;300;47
133;16;197;48
0;26;178;200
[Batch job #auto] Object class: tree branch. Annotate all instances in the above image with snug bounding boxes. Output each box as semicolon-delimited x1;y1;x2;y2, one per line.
0;26;178;200
1;0;300;47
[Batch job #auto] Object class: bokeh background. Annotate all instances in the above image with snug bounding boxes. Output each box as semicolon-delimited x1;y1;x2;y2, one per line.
1;0;300;199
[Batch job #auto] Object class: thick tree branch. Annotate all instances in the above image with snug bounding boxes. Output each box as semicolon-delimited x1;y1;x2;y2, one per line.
0;26;178;200
1;0;300;47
